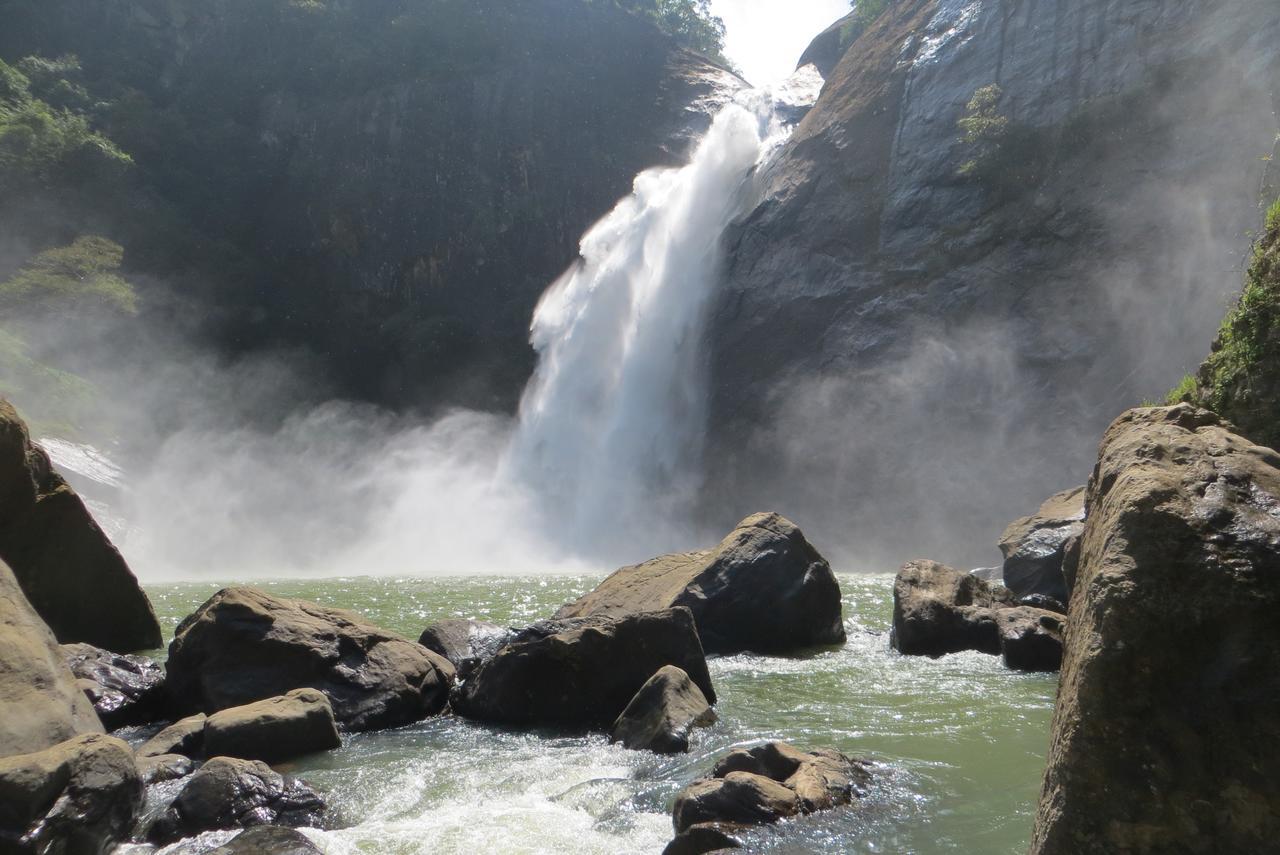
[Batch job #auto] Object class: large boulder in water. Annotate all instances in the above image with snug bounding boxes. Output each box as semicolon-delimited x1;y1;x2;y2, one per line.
452;607;715;727
998;486;1085;604
0;400;161;653
1031;405;1280;854
62;642;168;730
890;559;1017;657
0;559;103;758
166;587;455;733
137;713;207;759
554;513;845;654
204;688;341;765
417;618;514;679
610;665;716;754
995;607;1064;673
0;733;142;854
149;756;326;844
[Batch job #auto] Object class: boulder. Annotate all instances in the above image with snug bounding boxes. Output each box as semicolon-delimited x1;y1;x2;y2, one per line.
555;513;845;654
671;742;871;837
137;713;207;759
662;823;743;855
165;587;455;732
0;559;103;758
149;756;326;843
610;665;716;754
137;753;195;785
1017;593;1067;615
1031;405;1280;854
417;618;514;679
996;608;1064;673
209;826;323;855
0;733;142;854
998;486;1085;604
452;607;715;727
890;560;1016;657
62;642;168;730
0;400;161;653
204;689;341;764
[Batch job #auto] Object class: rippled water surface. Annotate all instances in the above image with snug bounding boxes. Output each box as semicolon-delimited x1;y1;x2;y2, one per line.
142;575;1055;854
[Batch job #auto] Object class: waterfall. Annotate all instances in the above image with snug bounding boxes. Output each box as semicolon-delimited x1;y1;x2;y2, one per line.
506;92;789;561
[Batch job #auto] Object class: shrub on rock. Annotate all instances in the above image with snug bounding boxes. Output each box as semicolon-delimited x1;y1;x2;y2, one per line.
555;513;845;654
166;587;455;732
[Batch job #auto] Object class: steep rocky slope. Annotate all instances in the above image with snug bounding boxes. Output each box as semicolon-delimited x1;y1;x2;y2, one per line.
0;0;741;410
706;0;1280;566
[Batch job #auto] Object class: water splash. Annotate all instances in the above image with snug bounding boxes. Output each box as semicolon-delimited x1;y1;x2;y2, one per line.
506;95;787;561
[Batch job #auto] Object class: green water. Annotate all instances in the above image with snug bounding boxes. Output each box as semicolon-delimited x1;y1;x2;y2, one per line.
140;574;1055;855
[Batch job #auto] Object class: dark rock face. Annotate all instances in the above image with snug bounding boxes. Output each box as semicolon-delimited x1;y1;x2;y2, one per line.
610;665;716;754
671;742;871;836
62;642;167;731
0;734;142;855
0;559;103;759
137;713;207;760
149;756;326;844
996;608;1064;673
166;587;455;733
796;11;860;79
1032;405;1280;854
452;607;714;727
706;0;1280;571
209;826;322;855
998;487;1086;604
555;513;845;654
204;689;341;765
0;400;161;653
417;619;514;680
890;560;1016;657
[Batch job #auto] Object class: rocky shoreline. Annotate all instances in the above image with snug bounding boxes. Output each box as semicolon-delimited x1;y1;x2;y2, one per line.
1;399;1278;853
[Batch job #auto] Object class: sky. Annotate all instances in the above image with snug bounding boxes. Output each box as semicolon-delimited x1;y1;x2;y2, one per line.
709;0;852;86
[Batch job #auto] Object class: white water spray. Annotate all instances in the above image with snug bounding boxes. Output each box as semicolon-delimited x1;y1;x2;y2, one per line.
507;94;789;560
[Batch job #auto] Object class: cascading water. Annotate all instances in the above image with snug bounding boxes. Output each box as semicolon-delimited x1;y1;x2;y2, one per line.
506;91;790;561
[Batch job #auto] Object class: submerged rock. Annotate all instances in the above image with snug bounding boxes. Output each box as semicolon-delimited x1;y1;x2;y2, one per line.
204;689;341;765
662;823;744;855
417;618;514;679
998;486;1085;604
452;607;715;727
166;587;455;732
149;756;326;843
610;665;716;754
555;513;845;654
62;642;168;730
209;826;323;855
890;560;1016;657
0;733;142;854
0;399;161;653
0;559;103;759
137;713;207;760
671;742;870;837
1032;406;1280;853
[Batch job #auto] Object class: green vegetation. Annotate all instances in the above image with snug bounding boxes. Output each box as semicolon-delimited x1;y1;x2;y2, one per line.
0;236;137;319
1170;198;1280;448
849;0;891;28
613;0;727;62
957;85;1010;177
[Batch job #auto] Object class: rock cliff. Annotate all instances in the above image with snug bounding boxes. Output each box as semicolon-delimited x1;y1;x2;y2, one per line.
706;0;1280;567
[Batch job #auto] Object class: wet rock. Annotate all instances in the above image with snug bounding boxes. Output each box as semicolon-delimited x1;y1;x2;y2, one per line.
452;607;715;727
555;513;845;654
890;559;1016;657
417;618;514;679
149;756;326;843
662;823;743;855
969;566;1004;583
136;713;207;759
0;559;103;758
1032;405;1280;854
204;689;341;764
671;742;871;837
998;486;1085;604
137;752;195;785
166;587;455;732
996;608;1064;672
0;733;142;854
62;642;167;730
610;665;716;754
209;825;323;855
0;400;161;653
1017;594;1067;615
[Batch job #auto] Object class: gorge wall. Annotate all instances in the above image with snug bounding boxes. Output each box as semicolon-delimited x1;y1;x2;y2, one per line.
706;0;1280;568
